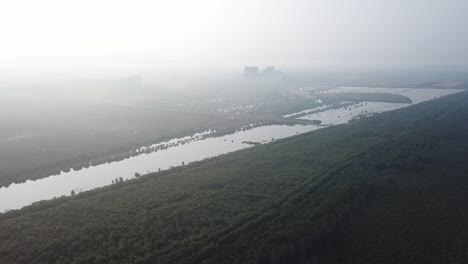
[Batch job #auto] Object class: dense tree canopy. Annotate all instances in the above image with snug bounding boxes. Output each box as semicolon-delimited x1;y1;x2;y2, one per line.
1;92;468;263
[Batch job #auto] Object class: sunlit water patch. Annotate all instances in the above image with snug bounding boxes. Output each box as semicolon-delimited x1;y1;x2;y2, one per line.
295;88;463;125
398;88;461;104
307;86;461;102
297;102;408;125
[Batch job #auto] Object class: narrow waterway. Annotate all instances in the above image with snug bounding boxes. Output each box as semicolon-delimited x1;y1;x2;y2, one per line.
0;124;320;211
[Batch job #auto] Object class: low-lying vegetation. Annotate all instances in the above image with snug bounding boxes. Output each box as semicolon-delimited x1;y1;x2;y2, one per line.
0;92;467;263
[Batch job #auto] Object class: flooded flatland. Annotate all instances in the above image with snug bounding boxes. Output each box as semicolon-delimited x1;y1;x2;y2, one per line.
0;87;463;212
289;87;462;125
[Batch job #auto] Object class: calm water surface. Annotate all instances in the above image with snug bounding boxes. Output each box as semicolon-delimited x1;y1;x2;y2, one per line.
0;124;320;211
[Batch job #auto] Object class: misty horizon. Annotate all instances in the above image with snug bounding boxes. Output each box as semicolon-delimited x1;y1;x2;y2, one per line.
0;0;467;79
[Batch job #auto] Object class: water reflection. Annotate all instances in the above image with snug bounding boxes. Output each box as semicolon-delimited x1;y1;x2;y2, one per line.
0;124;320;211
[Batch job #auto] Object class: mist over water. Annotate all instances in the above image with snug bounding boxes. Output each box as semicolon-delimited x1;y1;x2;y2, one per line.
0;0;467;211
2;1;468;264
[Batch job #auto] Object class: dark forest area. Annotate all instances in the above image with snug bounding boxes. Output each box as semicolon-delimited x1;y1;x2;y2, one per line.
1;92;468;263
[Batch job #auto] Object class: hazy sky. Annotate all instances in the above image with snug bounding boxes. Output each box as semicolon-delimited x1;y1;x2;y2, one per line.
0;0;467;71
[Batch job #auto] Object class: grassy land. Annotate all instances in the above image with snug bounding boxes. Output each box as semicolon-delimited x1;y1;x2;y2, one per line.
0;86;317;188
0;92;467;263
0;98;232;187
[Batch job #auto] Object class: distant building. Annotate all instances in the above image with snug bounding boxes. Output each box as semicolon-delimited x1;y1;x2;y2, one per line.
262;66;283;79
244;67;260;78
244;66;284;79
